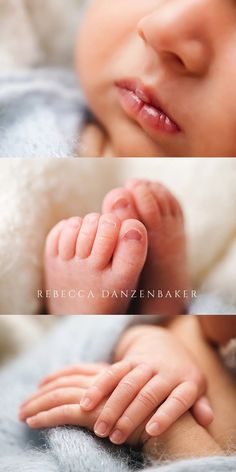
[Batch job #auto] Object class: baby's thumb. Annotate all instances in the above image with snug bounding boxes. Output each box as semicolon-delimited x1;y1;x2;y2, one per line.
191;395;214;427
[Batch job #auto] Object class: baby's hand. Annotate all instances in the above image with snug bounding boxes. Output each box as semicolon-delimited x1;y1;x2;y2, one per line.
79;326;214;444
19;362;108;423
19;363;149;447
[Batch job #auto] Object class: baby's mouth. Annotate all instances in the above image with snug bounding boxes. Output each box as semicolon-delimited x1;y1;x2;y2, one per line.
115;79;181;135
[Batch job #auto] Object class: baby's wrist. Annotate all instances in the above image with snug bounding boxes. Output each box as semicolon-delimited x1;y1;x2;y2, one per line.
114;325;166;362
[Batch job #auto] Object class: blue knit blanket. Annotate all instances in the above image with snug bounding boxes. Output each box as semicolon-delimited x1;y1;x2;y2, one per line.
0;314;235;472
0;69;85;158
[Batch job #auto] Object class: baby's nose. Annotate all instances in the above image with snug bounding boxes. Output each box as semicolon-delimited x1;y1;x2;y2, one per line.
137;0;216;76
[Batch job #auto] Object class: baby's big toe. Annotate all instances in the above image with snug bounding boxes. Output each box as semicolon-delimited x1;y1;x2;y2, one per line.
102;187;138;222
112;219;147;281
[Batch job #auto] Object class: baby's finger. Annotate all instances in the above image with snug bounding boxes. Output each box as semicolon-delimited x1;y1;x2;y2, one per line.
80;361;133;411
19;387;85;421
26;398;107;430
93;364;153;439
21;374;97;408
39;363;108;387
26;404;85;429
146;381;197;436
109;375;170;444
191;396;214;427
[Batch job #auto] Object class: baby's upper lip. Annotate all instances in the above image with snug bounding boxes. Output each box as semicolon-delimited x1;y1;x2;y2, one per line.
115;78;181;131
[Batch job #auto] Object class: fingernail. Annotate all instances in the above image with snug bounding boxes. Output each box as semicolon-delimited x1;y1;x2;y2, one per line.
146;422;160;436
199;397;214;417
80;397;93;409
94;421;109;437
26;416;36;426
18;410;25;421
112;198;129;211
123;229;142;241
110;430;124;444
200;397;211;407
201;404;214;420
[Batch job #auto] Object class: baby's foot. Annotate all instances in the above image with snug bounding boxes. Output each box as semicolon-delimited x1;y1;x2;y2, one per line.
102;181;190;315
44;213;147;314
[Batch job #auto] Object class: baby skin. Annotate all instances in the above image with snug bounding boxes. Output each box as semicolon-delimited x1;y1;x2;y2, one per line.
44;180;190;315
19;324;211;444
19;317;236;459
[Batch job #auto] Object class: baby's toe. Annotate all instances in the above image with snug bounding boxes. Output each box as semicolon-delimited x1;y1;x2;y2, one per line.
90;213;121;269
112;219;147;280
149;182;183;218
126;180;161;230
45;220;67;257
76;213;100;259
102;187;138;221
58;217;82;261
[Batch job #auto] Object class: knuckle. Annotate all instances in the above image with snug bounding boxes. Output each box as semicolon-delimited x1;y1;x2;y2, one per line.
119;379;137;395
138;388;158;409
49;389;63;402
138;363;153;377
54;377;65;388
171;393;189;409
104;367;117;381
100;405;115;422
62;404;79;420
116;415;136;433
61;404;73;418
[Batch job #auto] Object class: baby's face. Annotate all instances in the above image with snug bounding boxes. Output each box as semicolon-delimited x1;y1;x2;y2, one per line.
76;0;236;157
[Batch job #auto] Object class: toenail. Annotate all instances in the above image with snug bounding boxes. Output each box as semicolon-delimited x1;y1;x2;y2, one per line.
68;217;81;228
123;229;142;241
112;197;129;210
86;214;99;224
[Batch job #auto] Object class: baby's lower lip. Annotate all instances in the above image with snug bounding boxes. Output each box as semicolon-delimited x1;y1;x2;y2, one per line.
116;86;180;135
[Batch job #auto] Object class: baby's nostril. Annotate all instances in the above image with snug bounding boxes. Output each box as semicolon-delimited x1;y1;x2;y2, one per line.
162;51;186;71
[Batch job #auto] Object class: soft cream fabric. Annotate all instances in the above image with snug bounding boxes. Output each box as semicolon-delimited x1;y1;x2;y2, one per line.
0;0;83;69
0;159;121;315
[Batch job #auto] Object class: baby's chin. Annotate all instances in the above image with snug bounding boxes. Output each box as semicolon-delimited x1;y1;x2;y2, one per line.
108;120;166;157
